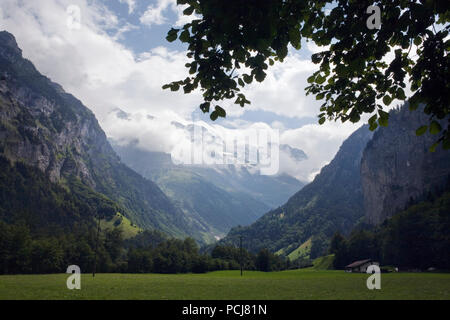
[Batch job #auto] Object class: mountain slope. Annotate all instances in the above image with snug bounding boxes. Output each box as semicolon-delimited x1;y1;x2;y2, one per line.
0;31;200;240
188;165;305;209
220;103;450;258
108;114;306;210
111;142;271;239
361;104;450;225
219;125;373;256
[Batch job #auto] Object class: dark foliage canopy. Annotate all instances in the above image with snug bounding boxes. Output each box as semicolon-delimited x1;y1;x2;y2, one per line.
164;0;449;149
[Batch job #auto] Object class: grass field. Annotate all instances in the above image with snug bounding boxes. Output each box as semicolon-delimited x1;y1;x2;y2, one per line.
0;269;449;300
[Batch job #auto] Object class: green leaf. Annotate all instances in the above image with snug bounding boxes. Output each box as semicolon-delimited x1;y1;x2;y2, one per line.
254;69;266;82
316;93;325;100
183;6;194;16
183;83;193;93
170;83;180;91
350;112;361;123
416;125;428;136
413;37;422;46
369;121;378;131
443;137;450;150
382;95;392;106
409;95;421;110
210;111;219;121
378;110;389;127
429;121;442;135
429;142;439;152
215;106;226;118
179;30;190;43
166;28;179;43
238;78;245;87
396;88;406;100
368;114;377;125
199;102;210;113
368;114;378;131
243;74;252;84
318;117;326;125
311;53;322;64
289;28;301;50
315;75;326;84
189;63;197;74
307;75;315;84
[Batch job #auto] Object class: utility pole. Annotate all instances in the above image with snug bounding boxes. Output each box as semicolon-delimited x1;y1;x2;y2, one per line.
92;214;101;278
240;235;243;276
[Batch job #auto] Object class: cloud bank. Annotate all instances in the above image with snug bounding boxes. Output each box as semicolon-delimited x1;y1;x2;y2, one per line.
0;0;364;181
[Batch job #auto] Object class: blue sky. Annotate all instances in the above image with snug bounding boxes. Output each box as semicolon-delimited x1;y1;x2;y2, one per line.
103;0;188;53
0;0;364;181
96;0;320;127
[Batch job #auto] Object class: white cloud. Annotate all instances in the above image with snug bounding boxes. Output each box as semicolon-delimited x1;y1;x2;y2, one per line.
306;41;330;54
0;0;203;122
105;110;358;182
119;0;136;14
104;110;190;154
140;0;199;28
140;0;169;26
280;121;361;181
112;22;139;40
171;2;200;27
242;51;321;119
0;0;364;181
271;121;285;131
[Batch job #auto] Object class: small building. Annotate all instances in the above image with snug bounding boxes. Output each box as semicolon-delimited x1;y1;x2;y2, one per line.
345;259;379;273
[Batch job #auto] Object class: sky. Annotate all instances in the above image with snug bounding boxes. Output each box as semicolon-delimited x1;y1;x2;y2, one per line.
0;0;374;181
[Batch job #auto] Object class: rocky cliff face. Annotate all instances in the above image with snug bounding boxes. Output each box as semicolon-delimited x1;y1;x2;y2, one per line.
0;31;199;239
0;32;98;185
361;105;450;225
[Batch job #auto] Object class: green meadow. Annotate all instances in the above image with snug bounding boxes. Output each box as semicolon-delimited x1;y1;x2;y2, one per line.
0;270;449;300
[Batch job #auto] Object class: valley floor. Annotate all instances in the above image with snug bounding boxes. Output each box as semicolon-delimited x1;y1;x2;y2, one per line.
0;270;449;300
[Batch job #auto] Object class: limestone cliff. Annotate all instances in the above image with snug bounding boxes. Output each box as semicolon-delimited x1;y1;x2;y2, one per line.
361;104;450;225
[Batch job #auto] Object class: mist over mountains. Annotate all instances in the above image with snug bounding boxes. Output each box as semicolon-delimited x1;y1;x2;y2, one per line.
0;30;305;244
0;31;222;243
110;139;305;240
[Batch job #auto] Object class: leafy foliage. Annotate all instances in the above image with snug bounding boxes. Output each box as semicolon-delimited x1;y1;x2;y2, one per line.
164;1;450;148
0;156;291;274
330;189;450;270
0;156;127;274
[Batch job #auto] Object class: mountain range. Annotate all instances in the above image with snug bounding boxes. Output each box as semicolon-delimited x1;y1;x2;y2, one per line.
218;104;450;259
0;30;304;244
1;29;448;262
0;31;208;243
218;124;373;257
111;139;305;240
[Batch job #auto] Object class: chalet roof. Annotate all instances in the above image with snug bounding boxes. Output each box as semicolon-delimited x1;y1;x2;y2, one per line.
345;259;372;268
